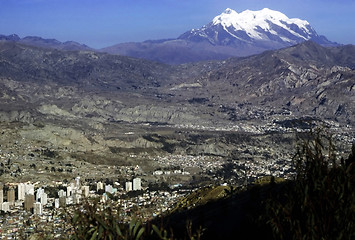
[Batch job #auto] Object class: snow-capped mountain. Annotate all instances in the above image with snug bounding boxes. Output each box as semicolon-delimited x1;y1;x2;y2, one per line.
102;8;337;64
179;8;335;48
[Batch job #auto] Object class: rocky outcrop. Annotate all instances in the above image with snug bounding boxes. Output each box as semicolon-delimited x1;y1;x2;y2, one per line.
0;110;33;123
0;41;354;129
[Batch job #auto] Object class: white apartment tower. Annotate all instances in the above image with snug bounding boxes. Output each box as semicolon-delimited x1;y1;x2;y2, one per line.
105;184;113;194
36;188;45;202
58;189;66;198
0;187;3;206
133;178;142;191
75;177;81;188
67;186;72;197
40;192;48;206
1;202;10;212
96;182;104;191
18;183;26;201
125;182;132;192
54;199;60;208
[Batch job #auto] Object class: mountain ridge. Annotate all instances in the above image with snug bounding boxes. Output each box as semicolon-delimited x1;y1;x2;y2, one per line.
0;8;340;64
0;40;354;128
0;34;92;51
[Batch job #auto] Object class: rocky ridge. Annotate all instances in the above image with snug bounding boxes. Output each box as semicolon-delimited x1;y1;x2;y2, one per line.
0;40;354;163
0;34;92;51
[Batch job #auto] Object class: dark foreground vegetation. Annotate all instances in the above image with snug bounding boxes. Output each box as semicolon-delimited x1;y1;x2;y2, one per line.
64;130;355;240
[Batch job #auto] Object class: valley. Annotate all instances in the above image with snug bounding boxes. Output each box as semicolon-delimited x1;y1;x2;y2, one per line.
0;3;354;239
0;38;354;239
0;38;354;193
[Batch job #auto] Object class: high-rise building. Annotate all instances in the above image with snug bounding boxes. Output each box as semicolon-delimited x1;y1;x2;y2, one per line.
25;184;34;195
125;182;132;192
18;183;25;201
1;202;10;212
34;202;42;215
96;182;104;191
40;193;48;206
7;187;15;206
58;189;66;198
105;184;113;194
25;194;35;212
36;188;45;202
75;177;81;188
133;178;142;191
0;187;3;206
54;199;60;208
73;192;81;204
67;186;72;197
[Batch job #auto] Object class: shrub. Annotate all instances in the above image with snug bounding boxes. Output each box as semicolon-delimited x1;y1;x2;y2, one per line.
263;129;355;240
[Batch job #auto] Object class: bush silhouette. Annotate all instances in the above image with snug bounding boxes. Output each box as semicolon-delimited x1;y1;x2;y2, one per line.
263;129;355;240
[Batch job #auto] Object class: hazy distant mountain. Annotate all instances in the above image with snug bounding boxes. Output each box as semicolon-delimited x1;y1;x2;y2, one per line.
0;34;92;51
102;8;337;64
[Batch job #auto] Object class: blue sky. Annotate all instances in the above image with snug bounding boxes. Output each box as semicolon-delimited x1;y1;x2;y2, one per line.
1;0;354;48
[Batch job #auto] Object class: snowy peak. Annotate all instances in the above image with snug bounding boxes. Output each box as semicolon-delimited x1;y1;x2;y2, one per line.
223;8;235;14
216;8;239;21
179;8;335;48
212;8;313;41
102;7;338;64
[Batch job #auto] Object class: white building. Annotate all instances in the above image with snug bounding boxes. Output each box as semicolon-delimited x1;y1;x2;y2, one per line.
25;183;34;195
58;189;66;198
133;178;142;191
34;202;42;215
0;188;3;206
153;170;163;175
40;193;48;206
36;188;45;202
105;184;113;194
54;199;60;209
73;192;81;204
67;186;72;197
97;182;104;191
1;202;10;212
75;177;81;188
125;182;132;192
18;183;25;200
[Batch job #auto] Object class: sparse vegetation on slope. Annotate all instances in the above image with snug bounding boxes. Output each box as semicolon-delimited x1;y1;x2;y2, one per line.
263;130;355;240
